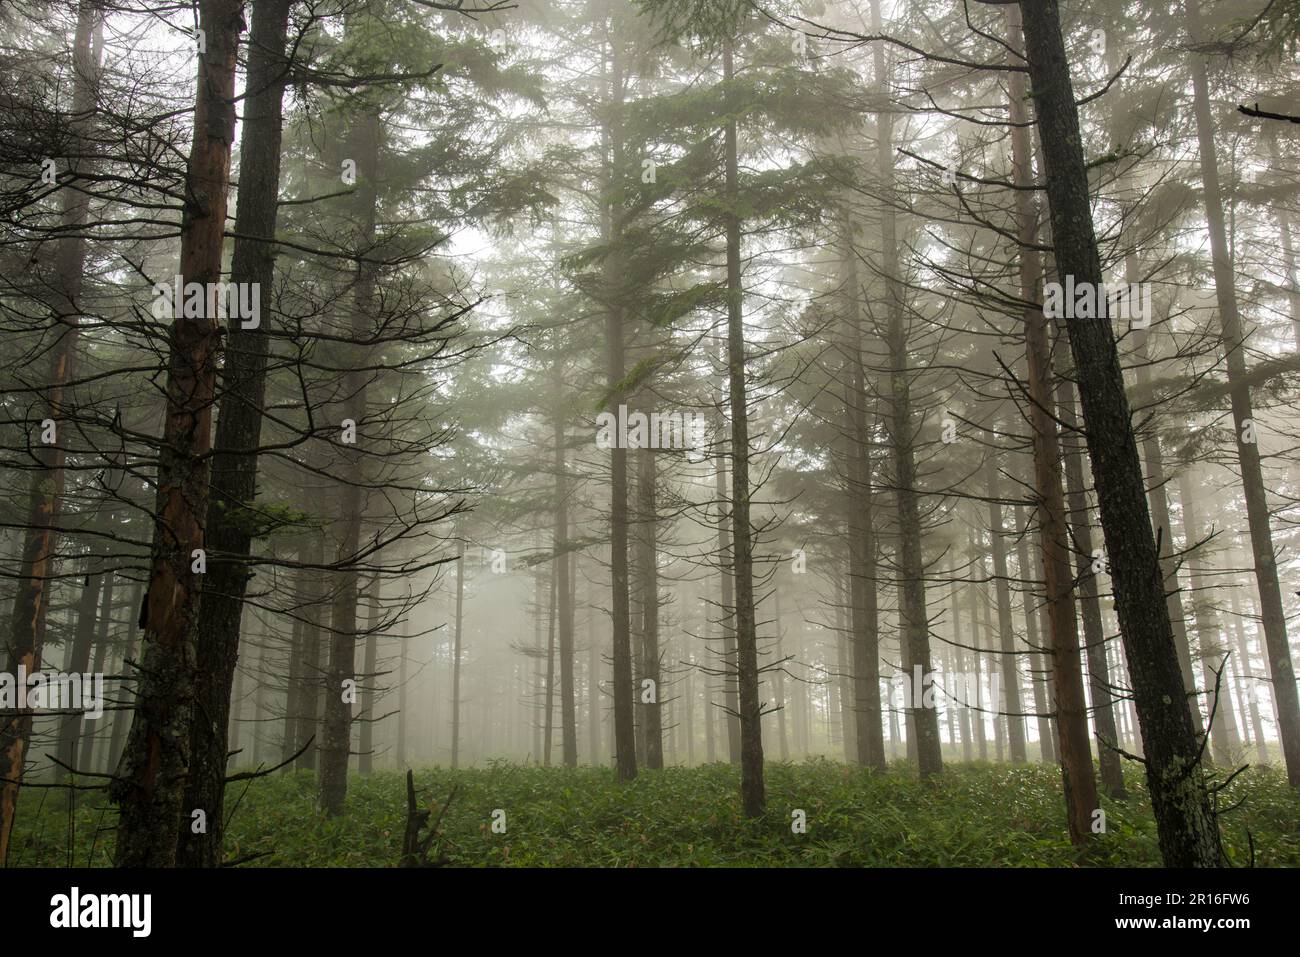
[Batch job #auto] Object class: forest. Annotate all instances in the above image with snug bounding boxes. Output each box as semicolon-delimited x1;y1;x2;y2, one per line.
1;0;1298;884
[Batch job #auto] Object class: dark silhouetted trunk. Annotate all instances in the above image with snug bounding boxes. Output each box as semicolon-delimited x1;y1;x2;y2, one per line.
318;105;380;815
603;32;637;783
1017;0;1220;866
872;0;940;777
715;450;741;763
722;34;765;817
177;0;292;866
111;0;243;867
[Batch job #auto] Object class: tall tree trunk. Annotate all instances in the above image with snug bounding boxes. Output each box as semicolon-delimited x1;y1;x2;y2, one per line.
395;615;408;768
79;565;116;773
450;538;465;769
293;537;326;771
544;558;556;766
1015;504;1058;764
176;0;292;865
967;553;987;762
715;450;741;763
950;565;972;761
0;0;102;866
229;649;244;762
359;577;380;774
56;555;105;779
976;550;1004;763
282;609;303;766
1004;4;1097;842
602;32;637;783
702;609;716;763
111;0;243;867
684;646;696;765
871;0;941;777
251;631;268;767
840;209;886;769
1265;127;1300;348
1229;585;1269;764
635;445;663;769
554;398;578;767
317;104;380;815
1133;343;1205;742
1016;0;1220;866
1178;468;1241;763
1052;366;1126;797
722;34;765;817
107;579;144;774
984;432;1027;763
587;573;602;765
774;586;790;762
1187;0;1300;786
833;574;855;762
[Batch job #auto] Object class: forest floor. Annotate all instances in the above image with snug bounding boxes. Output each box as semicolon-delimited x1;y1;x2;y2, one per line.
10;760;1298;867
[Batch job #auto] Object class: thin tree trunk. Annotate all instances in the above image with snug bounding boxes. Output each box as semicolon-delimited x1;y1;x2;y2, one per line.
0;0;101;866
1052;366;1126;796
108;579;144;774
1265;127;1300;348
602;32;636;783
1229;585;1269;764
56;556;105;779
359;577;380;774
871;0;941;777
1015;504;1057;764
1178;468;1241;763
1187;0;1300;786
317;102;380;816
774;586;789;762
977;551;1004;763
950;565;972;761
635;445;663;769
967;549;987;762
985;433;1027;763
294;537;326;771
722;34;764;816
685;642;696;766
554;402;577;767
587;572;601;765
544;556;556;767
451;539;465;769
282;609;303;766
840;208;886;769
715;451;741;763
833;574;855;762
79;566;116;773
